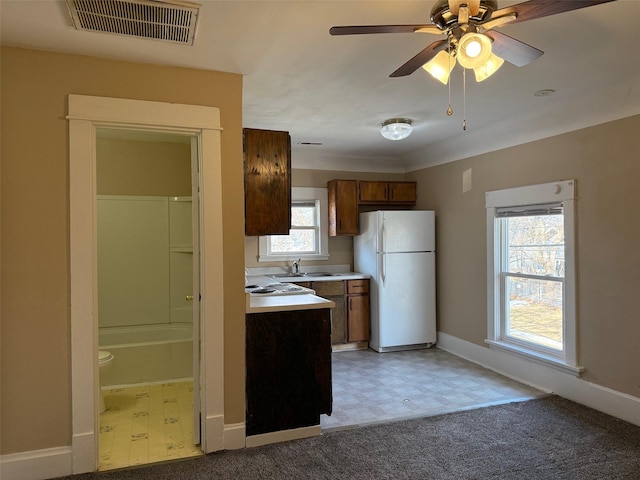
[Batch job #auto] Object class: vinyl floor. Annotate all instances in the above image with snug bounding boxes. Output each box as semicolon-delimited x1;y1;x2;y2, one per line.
322;347;543;430
99;381;201;471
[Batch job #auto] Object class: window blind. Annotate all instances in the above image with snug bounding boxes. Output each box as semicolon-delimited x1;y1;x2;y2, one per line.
495;202;563;218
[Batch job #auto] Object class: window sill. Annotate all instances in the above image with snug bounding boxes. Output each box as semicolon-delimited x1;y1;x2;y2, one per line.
258;254;330;263
485;340;584;377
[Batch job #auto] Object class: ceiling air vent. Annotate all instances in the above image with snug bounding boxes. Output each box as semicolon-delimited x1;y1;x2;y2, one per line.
66;0;200;45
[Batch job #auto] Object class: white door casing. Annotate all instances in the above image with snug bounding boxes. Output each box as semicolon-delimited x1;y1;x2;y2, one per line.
68;95;225;473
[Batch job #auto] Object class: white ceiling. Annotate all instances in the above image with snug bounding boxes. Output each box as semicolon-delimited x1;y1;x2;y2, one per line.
2;0;639;173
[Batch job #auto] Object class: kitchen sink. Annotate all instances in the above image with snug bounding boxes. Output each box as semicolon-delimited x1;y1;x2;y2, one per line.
269;272;339;278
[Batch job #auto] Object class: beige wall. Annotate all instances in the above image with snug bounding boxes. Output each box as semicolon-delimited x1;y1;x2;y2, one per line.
0;47;245;454
244;169;408;269
406;115;640;398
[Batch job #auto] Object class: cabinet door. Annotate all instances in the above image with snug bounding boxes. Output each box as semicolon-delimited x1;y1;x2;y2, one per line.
346;279;370;343
347;294;370;343
243;128;291;236
329;296;347;344
388;182;417;204
358;181;388;203
313;281;346;344
246;309;332;436
328;179;358;236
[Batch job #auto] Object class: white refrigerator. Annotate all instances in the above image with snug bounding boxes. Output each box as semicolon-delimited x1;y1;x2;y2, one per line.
354;210;436;352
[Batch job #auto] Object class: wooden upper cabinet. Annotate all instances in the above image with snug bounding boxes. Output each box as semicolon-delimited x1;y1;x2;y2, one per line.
328;179;359;236
388;182;417;204
243;128;291;236
358;181;388;203
359;181;416;205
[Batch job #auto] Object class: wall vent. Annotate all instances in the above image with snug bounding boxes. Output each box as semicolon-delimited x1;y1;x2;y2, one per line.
66;0;200;45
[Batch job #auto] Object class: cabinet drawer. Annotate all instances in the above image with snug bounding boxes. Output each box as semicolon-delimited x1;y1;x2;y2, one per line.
312;281;345;296
347;279;369;294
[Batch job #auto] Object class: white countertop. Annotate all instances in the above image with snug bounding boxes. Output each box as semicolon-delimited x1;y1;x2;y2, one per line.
246;293;336;314
268;272;369;282
246;272;369;284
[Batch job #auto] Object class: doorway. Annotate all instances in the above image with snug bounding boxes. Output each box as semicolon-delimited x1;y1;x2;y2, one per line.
68;95;225;474
95;129;201;469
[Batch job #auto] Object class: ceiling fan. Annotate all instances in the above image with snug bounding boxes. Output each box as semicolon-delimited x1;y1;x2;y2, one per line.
330;0;618;84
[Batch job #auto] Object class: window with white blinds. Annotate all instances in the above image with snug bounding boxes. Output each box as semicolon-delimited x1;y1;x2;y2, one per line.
486;181;582;375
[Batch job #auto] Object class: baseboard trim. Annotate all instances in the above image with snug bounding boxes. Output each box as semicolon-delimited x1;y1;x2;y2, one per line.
72;431;96;474
0;447;72;480
203;413;225;453
224;422;246;450
245;425;321;448
437;331;640;426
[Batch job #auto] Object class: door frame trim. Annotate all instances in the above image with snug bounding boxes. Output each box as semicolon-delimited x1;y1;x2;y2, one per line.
68;95;225;473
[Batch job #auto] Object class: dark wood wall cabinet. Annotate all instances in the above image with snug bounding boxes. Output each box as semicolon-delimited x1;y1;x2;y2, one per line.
244;128;291;236
328;179;417;236
246;308;332;436
358;181;417;205
328;179;359;236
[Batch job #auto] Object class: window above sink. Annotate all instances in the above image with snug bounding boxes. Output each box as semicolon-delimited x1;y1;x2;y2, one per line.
258;187;329;262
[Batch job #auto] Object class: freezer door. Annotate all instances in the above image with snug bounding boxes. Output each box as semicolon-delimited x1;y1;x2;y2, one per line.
381;211;435;253
377;251;436;348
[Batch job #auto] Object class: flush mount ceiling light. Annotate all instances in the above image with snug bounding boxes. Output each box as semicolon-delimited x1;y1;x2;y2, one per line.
380;119;413;141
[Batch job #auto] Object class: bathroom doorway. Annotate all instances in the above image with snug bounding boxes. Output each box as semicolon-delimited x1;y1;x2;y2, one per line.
95;128;201;470
69;95;225;475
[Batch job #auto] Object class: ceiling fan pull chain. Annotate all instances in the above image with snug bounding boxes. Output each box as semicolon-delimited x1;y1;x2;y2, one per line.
447;34;454;117
463;68;467;131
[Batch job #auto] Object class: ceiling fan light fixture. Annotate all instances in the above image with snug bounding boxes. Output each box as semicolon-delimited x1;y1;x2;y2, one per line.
457;32;492;69
473;52;504;82
380;118;413;141
422;50;456;85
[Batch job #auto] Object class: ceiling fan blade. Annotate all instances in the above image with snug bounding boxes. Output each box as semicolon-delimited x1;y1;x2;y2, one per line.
329;25;440;36
389;39;449;77
480;13;517;31
485;30;543;67
491;0;618;26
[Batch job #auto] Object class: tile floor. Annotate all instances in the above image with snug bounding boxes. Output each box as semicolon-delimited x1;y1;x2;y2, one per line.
322;347;544;430
99;381;201;471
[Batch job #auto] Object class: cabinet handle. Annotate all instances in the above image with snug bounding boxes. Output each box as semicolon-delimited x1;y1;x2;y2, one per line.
349;298;352;311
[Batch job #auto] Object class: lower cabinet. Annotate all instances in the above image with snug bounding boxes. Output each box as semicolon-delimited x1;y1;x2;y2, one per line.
346;279;370;343
246;308;332;436
298;279;370;346
312;281;346;344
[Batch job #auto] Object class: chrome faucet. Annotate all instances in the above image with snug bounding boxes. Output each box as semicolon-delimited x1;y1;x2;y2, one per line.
292;258;301;274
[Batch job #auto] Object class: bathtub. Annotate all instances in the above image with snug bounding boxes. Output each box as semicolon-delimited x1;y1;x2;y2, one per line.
99;324;193;387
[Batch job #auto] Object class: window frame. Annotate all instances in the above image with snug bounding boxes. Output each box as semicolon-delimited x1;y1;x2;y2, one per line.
485;180;583;376
258;187;329;262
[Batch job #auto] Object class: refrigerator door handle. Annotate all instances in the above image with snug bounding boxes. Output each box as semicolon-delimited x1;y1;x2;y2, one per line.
381;253;386;285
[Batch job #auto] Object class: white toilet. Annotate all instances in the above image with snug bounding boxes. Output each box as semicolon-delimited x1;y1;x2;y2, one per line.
98;350;114;414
